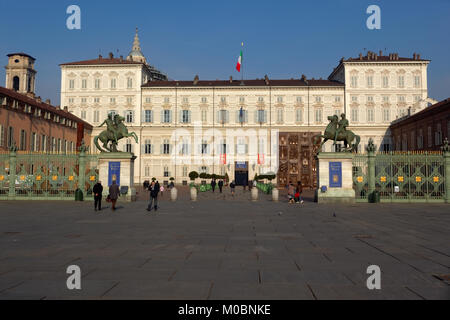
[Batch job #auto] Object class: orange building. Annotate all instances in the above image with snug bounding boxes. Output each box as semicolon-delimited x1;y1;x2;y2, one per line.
0;53;91;152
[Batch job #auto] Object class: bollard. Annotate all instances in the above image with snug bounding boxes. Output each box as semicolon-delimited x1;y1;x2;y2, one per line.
171;187;178;202
190;186;197;201
272;188;279;202
251;187;258;201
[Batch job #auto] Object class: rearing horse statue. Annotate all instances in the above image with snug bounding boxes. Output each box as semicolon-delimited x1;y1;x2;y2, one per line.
94;114;138;152
313;114;360;152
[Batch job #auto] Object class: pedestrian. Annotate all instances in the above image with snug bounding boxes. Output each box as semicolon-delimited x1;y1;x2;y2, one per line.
230;180;235;197
218;179;223;193
169;180;175;189
295;181;304;204
243;179;247;191
248;180;252;191
288;182;295;204
211;178;216;192
108;180;120;211
160;184;164;197
147;181;160;211
93;180;103;211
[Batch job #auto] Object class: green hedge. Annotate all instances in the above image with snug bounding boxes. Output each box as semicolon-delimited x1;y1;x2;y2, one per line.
256;182;274;194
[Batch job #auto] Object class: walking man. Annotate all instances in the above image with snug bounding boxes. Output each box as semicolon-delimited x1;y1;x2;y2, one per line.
109;180;120;211
218;180;223;193
147;181;159;211
93;180;103;211
211;178;216;192
230;180;236;197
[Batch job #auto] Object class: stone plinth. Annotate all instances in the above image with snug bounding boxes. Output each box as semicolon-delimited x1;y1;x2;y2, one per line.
316;152;355;204
98;152;137;202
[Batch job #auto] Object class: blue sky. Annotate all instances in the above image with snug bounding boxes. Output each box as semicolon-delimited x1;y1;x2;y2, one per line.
0;0;449;104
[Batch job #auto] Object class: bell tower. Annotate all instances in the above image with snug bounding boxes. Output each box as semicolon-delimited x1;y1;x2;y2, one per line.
5;53;37;94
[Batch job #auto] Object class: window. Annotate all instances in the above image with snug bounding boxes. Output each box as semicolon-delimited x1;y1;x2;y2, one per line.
257;97;264;103
257;138;265;154
181;110;190;123
94;97;100;103
315;96;322;103
81;98;87;104
410;131;415;150
382;76;389;88
367;76;373;87
201;110;207;122
277;96;283;103
145;97;151;103
182;166;188;177
218;109;228;123
180;139;190;155
382;96;389;103
256;109;266;123
398;95;405;103
295;108;302;122
162;139;170;154
144;110;153;123
351;76;357;88
125;110;134;123
414;75;421;88
414;95;421;102
219;140;227;154
81;79;87;89
383;108;390;122
164;166;169;177
69;79;74;89
110;97;116;104
314;108;322;123
367;108;374;122
334;109;341;116
19;130;26;150
351;96;358;102
93;110;100;122
201;97;207;103
108;110;117;118
334;96;341;103
125;139;132;153
127;78;133;88
398;75;404;88
110;78;116;89
220;97;226;103
144;166;150;177
427;126;432;147
57;139;61;152
126;97;133;104
277;108;283;123
417;129;423;149
162;109;171;123
80;110;86;119
296;96;303;103
237;109;247;123
164;97;170;103
201;140;208;154
435;123;442;145
95;78;101;89
239;97;245;103
51;137;56;152
183;97;189;104
144;139;152;154
351;108;358;122
68;98;74;104
41;135;47;152
367;96;374;103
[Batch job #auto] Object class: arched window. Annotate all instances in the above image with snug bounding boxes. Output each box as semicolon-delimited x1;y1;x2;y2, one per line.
13;76;20;91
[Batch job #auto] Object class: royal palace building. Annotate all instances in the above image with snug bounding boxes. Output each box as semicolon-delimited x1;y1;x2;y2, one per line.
60;30;434;187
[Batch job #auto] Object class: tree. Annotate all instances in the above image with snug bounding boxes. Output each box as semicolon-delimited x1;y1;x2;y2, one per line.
199;172;207;179
189;171;199;181
151;177;156;182
169;177;174;181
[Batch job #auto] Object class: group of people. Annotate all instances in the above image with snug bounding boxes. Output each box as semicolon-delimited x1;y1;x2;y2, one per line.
210;179;257;196
92;180;120;211
287;181;304;204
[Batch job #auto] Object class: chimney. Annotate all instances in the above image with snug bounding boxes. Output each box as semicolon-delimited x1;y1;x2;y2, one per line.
375;53;378;61
264;74;269;85
417;54;421;60
359;53;362;60
301;74;306;81
36;96;42;103
45;99;51;105
109;52;113;59
389;53;392;60
193;75;199;85
98;54;102;59
229;76;233;83
413;53;416;60
379;50;383;56
120;55;123;62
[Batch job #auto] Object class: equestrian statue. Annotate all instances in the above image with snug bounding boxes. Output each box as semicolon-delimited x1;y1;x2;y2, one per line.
313;113;360;153
94;114;138;152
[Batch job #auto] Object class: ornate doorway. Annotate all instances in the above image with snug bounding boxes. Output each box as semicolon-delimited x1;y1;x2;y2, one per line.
277;132;320;189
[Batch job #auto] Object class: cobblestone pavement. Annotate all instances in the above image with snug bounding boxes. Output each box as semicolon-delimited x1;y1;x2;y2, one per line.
0;188;449;299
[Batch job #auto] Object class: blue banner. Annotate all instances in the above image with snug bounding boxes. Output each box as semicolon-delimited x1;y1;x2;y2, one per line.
108;161;121;186
329;161;342;188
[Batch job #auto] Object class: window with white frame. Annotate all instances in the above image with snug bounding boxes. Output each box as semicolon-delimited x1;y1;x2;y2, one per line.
383;108;390;122
277;108;283;123
95;78;101;89
93;110;100;122
182;97;189;104
220;97;226;103
126;138;132;153
257;96;264;103
218;109;228;123
239;96;245;103
94;97;100;103
181;110;190;123
351;96;358;102
162;139;170;154
315;96;322;103
237;108;247;123
80;110;86;119
334;96;341;103
367;108;374;122
351;76;357;88
110;97;116;104
201;109;207;122
414;75;421;88
69;79;75;89
164;166;169;177
144;139;152;154
81;98;87;104
382;96;389;103
201;97;207;103
182;166;188;177
145;97;151;103
201;139;208;154
126;97;132;104
382;76;389;88
144;110;153;123
367;96;374;103
68;97;74;104
398;75;405;88
351;108;358;122
110;78;116;89
295;108;302;122
125;110;134;123
398;95;405;103
414;95;421;102
277;96;283;103
334;109;341;116
81;79;87;89
162;109;171;123
127;77;133;88
256;109;266;123
164;97;170;103
367;75;373;87
144;166;150;176
296;96;303;103
314;108;322;123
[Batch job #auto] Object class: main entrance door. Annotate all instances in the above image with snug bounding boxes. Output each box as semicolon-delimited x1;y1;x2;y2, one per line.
277;132;320;189
234;161;248;186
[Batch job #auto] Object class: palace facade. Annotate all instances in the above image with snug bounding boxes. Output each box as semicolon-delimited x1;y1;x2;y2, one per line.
60;30;434;186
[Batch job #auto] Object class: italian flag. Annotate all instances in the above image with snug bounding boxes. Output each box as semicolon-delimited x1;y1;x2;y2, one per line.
236;50;242;72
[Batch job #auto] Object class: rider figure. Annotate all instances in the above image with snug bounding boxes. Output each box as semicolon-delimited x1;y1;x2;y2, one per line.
98;113;119;143
334;113;349;145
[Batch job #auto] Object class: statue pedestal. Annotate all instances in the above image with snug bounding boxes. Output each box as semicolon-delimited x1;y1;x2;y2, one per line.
316;152;355;204
98;152;137;202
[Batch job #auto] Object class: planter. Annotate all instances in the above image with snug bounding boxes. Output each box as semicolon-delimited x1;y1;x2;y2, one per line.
170;187;178;202
272;188;279;202
190;186;197;201
251;187;258;201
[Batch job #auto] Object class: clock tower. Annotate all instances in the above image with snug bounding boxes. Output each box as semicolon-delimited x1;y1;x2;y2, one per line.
5;53;37;94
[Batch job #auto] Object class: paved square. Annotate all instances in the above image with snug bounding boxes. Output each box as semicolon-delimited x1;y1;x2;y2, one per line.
0;189;449;299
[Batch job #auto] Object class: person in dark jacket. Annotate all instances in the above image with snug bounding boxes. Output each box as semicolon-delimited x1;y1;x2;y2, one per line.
147;181;160;211
218;180;224;193
230;180;236;196
108;180;120;211
93;181;103;211
211;179;216;192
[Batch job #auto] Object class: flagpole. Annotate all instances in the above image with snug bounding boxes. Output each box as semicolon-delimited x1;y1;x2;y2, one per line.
240;42;244;85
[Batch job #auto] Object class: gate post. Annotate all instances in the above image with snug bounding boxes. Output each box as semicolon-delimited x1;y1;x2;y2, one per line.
366;138;376;202
78;142;87;198
8;143;17;199
442;138;450;203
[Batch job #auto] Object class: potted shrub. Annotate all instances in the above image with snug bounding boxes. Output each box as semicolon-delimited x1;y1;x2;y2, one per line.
169;177;177;201
188;171;199;201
